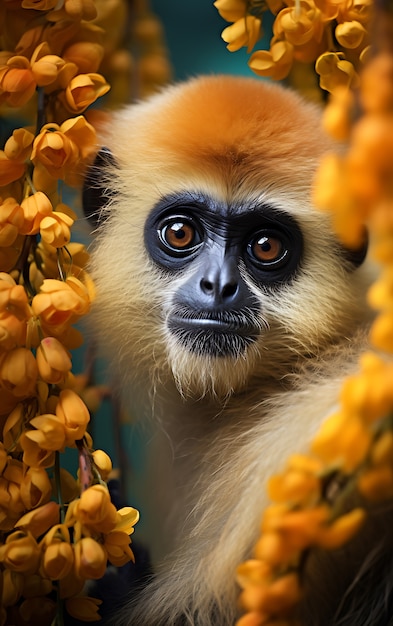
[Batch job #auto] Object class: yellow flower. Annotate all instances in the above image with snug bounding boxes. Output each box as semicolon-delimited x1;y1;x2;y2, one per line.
311;411;372;471
47;0;97;21
105;530;135;567
63;41;104;74
42;540;74;579
0;531;41;575
0;56;36;107
31;123;79;182
25;413;66;451
237;559;271;589
92;449;112;481
358;466;393;501
30;42;67;87
15;501;60;538
65;596;102;622
214;0;247;22
62;72;110;114
3;403;24;452
2;569;23;607
338;0;373;24
20;191;53;236
370;313;393;353
221;16;262;53
18;596;57;624
114;506;139;533
0;197;24;247
335;20;367;49
268;468;320;505
74;484;117;533
0;152;26;186
263;504;331;551
60;114;97;161
4;128;34;162
253;530;295;566
20;466;52;509
74;537;107;579
56;388;90;445
32;277;91;337
340;354;393;422
40;525;74;580
360;53;393;114
39;210;75;248
322;86;354;141
239;572;301;614
36;337;72;384
0;347;38;397
20;430;56;468
274;1;324;46
312;152;365;248
316;51;360;93
21;573;53;599
249;41;294;80
315;508;366;549
0;273;31;350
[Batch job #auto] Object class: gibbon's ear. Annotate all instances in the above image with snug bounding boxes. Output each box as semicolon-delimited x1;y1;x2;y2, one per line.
82;147;117;227
342;230;368;268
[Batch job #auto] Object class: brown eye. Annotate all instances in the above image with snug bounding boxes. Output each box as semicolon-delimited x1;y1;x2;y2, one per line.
247;229;289;268
164;221;195;249
158;215;202;256
252;235;283;262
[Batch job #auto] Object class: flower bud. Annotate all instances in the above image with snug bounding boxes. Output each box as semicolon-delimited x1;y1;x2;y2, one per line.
0;347;38;397
92;449;112;481
20;466;52;509
105;530;135;566
74;537;107;579
36;337;72;384
20;191;53;236
65;596;102;621
40;211;74;247
26;413;66;451
0;531;41;575
42;540;74;580
77;484;117;533
56;389;90;444
15;501;60;538
63;73;110;114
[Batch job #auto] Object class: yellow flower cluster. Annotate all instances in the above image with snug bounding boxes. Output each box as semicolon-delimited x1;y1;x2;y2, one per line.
0;1;141;624
235;10;393;626
214;0;372;93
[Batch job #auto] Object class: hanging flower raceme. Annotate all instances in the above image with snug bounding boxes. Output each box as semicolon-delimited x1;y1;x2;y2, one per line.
0;1;144;624
214;0;373;95
235;6;393;626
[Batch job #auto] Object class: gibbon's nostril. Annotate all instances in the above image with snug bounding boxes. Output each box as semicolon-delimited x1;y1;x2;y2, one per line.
200;277;238;300
200;278;214;294
222;282;237;299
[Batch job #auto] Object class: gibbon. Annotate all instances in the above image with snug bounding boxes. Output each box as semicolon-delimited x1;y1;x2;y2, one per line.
83;75;392;626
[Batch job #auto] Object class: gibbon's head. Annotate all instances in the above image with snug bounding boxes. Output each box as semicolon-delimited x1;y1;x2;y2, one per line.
84;75;369;399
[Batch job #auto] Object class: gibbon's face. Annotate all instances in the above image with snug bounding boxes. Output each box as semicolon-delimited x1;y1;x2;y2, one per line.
85;75;368;397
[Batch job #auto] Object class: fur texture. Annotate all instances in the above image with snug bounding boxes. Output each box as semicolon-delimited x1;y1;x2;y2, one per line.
85;76;389;625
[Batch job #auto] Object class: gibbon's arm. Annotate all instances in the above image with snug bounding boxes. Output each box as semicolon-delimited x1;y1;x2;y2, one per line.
83;75;388;626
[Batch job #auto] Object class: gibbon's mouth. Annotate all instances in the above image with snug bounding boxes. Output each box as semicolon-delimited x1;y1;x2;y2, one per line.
167;312;261;357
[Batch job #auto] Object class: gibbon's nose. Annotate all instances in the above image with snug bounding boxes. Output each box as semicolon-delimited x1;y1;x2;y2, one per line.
199;257;239;305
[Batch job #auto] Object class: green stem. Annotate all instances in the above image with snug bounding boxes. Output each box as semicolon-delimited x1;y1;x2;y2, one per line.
54;451;65;523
